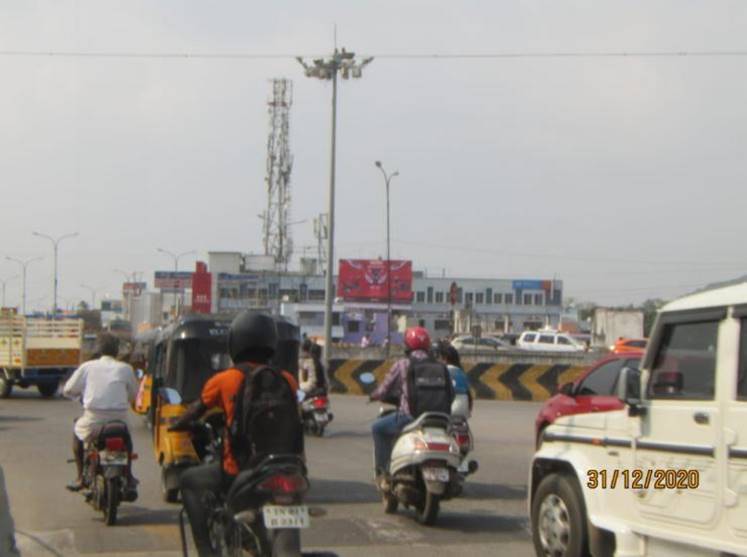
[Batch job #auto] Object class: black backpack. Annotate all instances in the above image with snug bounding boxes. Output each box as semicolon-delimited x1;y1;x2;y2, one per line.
406;357;455;418
230;364;304;470
313;359;328;393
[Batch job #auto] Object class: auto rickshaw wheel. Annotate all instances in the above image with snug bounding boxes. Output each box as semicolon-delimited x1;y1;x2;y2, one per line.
161;468;180;503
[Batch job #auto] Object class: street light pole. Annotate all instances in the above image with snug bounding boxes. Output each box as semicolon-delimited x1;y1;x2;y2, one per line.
156;248;196;316
32;231;78;317
297;49;373;367
80;284;97;309
0;275;18;308
375;161;399;357
6;257;43;315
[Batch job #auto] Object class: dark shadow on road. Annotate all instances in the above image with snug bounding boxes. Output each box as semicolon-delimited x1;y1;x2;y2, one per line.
113;507;179;527
411;511;529;536
317;430;371;440
461;482;527;501
0;415;44;423
307;478;380;504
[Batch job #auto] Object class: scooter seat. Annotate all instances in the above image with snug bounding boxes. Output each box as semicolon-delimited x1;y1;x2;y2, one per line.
400;412;451;435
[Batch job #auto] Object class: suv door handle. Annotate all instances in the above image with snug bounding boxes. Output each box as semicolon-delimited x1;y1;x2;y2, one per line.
693;412;710;425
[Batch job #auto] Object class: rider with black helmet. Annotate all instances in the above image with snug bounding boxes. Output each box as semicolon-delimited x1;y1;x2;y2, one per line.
170;311;299;556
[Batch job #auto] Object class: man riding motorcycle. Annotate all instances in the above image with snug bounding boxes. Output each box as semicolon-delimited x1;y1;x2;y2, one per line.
369;326;452;489
63;333;139;494
299;339;327;397
169;311;299;557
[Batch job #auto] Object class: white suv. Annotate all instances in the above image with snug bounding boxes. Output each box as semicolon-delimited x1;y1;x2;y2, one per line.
529;283;747;556
517;330;586;353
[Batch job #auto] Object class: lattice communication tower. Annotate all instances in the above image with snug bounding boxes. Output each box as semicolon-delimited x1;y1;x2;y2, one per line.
262;79;294;270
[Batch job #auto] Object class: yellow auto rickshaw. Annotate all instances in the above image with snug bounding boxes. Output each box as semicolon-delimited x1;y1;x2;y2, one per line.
147;316;232;502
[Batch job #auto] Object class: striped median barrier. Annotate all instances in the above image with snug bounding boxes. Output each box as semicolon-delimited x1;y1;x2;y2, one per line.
327;358;589;402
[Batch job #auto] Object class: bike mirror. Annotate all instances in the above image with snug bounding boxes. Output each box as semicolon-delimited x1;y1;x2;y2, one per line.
359;372;376;385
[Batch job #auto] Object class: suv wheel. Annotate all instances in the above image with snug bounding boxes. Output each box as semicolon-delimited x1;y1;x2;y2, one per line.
531;473;588;557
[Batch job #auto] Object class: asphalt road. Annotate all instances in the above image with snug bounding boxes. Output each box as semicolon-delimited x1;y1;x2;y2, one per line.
0;389;539;556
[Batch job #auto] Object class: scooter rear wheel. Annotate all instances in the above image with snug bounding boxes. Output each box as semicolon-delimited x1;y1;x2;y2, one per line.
416;492;439;526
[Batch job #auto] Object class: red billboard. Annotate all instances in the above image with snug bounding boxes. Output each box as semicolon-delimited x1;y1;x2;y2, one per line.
337;259;413;303
191;261;212;314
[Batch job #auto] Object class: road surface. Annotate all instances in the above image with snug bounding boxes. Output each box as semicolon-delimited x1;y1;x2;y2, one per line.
0;390;539;556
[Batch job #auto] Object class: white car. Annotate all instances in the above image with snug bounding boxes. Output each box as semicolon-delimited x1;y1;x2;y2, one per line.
516;330;586;353
529;282;747;556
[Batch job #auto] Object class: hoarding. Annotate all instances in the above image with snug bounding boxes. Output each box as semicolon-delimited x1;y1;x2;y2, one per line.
122;282;147;296
337;259;413;303
154;271;193;292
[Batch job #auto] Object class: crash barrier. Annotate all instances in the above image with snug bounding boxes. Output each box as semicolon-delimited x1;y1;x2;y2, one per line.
327;356;594;402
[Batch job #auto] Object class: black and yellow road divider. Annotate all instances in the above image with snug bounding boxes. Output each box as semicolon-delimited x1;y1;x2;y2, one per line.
327;359;588;402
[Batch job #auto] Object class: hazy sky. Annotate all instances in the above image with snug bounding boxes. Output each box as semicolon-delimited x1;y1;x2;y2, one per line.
2;1;747;311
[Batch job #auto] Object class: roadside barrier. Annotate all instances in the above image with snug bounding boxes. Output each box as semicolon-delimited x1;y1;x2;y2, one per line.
327;359;589;402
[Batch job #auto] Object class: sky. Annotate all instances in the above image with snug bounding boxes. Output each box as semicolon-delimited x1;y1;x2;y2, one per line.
1;0;747;311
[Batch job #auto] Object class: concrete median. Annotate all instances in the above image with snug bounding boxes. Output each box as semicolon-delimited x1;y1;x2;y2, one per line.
327;351;598;401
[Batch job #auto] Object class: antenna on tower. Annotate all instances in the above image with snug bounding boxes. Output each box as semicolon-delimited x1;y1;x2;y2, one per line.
262;78;294;271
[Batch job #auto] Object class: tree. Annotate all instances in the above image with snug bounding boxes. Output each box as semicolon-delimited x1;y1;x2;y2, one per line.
641;298;667;336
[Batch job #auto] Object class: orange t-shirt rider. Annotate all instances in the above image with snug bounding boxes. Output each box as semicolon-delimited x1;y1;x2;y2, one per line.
198;366;298;475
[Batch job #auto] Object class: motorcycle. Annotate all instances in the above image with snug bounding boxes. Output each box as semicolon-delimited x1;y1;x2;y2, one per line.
376;407;478;526
178;421;312;557
300;391;333;437
76;420;138;526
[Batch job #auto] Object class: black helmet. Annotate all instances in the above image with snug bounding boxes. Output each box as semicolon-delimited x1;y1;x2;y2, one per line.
228;311;278;363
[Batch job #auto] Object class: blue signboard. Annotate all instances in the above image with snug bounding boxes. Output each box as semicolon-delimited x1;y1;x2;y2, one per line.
512;279;545;291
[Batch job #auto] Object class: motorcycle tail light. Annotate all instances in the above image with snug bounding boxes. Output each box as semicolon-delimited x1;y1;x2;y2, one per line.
105;437;126;452
259;474;309;494
313;397;328;409
455;433;471;447
426;442;451;452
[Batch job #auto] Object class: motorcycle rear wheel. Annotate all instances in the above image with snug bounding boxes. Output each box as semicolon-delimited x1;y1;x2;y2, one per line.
271;528;301;557
104;477;119;526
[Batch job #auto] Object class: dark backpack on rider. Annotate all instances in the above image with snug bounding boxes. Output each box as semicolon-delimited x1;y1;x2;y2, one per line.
230;364;304;470
406;357;454;418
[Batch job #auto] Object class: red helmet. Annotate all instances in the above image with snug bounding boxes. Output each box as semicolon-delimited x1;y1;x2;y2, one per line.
404;326;431;352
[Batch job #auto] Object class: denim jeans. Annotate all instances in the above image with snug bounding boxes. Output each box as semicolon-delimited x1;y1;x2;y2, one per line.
372;412;413;473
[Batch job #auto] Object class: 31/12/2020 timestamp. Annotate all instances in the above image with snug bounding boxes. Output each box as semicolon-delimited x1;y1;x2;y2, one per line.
587;469;700;490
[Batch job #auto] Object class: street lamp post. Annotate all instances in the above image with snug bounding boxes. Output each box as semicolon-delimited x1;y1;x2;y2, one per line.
32;231;78;317
297;49;373;367
156;248;196;315
114;269;139;322
0;275;18;308
80;284;98;310
5;257;43;315
374;161;399;357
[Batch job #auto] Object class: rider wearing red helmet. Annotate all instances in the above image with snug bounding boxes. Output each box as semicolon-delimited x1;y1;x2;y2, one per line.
369;326;438;487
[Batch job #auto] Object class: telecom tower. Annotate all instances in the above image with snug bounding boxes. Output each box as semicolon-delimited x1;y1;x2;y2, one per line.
262;79;294;270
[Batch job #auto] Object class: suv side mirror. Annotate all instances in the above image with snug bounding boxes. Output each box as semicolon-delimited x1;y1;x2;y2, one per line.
617;367;645;416
557;382;574;396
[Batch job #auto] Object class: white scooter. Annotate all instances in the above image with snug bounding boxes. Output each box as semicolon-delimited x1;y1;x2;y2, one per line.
376;407;478;525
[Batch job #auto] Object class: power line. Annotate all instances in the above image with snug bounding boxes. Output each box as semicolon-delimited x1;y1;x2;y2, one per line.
1;49;747;60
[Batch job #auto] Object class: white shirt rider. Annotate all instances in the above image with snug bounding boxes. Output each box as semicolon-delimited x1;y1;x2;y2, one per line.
63;355;139;411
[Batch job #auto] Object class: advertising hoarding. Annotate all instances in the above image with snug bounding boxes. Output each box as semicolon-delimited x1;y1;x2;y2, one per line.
154;271;193;292
337;259;413;303
191;262;212;314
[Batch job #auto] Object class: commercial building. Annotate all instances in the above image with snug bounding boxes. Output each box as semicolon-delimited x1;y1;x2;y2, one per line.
169;252;566;345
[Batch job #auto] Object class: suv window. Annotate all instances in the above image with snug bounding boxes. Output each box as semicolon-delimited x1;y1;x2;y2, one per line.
577;359;626;396
523;333;536;342
739;318;747;401
627;339;647;348
557;336;571;345
539;335;554;344
648;320;719;400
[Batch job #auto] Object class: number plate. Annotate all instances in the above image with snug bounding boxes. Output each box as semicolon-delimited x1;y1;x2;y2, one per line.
262;505;309;529
422;467;449;482
315;412;329;423
99;451;128;465
457;460;470;474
